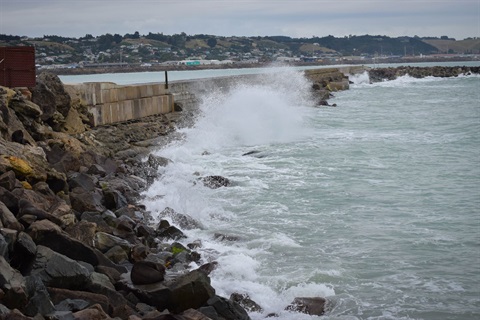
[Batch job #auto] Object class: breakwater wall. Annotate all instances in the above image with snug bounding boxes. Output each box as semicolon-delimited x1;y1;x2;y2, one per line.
169;65;367;111
65;82;174;126
65;66;367;126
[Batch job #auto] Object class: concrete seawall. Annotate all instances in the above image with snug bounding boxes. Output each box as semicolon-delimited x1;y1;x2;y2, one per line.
65;66;367;126
65;82;174;126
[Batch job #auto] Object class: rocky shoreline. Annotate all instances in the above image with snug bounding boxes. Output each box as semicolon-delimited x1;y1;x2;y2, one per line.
1;65;478;320
0;72;332;320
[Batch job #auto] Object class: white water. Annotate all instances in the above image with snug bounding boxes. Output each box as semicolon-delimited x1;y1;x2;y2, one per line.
142;68;480;319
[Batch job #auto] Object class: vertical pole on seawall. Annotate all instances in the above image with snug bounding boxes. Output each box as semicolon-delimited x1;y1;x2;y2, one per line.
165;70;169;89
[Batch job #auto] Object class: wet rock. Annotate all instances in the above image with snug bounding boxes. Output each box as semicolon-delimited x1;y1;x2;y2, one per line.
202;176;231;189
207;295;250;320
131;260;166;285
168;270;216;314
160;207;201;230
214;233;241;242
146;154;171;171
156;225;187;241
230;293;263;313
285;297;327;316
197;262;218;276
241;150;267;158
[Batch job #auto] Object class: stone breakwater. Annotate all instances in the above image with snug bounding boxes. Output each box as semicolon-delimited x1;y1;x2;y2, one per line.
368;65;480;82
0;72;333;320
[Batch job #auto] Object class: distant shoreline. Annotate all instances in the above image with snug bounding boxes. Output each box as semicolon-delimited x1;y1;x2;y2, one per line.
47;56;479;76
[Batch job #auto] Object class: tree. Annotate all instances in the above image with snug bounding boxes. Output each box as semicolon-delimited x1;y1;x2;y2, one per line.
113;34;123;44
207;37;217;48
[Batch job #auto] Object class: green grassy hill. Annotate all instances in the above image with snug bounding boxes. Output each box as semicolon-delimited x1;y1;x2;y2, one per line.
422;38;480;54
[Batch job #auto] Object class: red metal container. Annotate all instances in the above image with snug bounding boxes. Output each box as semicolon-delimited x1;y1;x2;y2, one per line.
0;46;36;87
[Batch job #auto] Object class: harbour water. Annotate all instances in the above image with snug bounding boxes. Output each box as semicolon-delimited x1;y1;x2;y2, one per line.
63;63;480;319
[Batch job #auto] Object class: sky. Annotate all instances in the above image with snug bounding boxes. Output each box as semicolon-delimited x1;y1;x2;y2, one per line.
1;0;479;40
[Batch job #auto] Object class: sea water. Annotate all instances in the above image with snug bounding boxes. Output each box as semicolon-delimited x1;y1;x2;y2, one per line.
139;67;479;320
141;69;480;319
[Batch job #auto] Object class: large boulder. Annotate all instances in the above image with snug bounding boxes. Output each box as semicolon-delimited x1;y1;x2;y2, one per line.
31;72;71;123
130;260;166;285
9;231;37;274
285;297;327;316
168;270;216;314
28;219;99;266
31;245;91;289
159;207;202;230
202;175;231;189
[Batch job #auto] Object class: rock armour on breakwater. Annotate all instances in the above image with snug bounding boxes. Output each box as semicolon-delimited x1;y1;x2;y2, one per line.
368;66;480;82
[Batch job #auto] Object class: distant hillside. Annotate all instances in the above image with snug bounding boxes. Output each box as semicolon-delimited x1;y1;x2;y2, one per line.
422;38;480;54
1;33;478;68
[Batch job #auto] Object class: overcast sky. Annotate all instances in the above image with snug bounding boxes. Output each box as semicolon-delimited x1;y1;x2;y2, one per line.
1;0;478;40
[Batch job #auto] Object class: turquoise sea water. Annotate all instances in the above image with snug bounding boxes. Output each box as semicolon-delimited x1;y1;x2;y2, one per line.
63;63;480;319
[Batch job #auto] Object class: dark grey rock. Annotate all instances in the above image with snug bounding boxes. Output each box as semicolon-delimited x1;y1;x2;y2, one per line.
168;270;216;314
285;297;327;316
0;255;28;310
202;175;231;189
131;260;166;285
23;275;55;316
31;245;91;289
207;295;250;320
